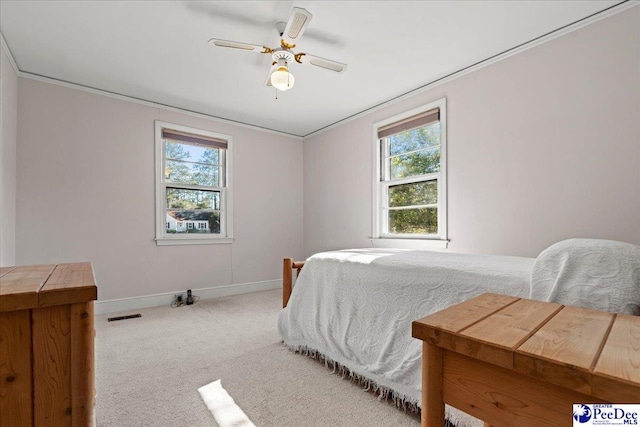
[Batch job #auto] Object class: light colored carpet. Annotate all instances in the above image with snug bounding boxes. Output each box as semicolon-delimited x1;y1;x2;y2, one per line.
95;289;421;427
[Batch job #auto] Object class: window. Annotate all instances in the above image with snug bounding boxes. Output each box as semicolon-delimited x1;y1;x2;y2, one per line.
155;121;233;245
373;99;447;244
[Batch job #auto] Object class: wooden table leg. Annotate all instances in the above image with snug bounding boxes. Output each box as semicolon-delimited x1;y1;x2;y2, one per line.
422;342;444;427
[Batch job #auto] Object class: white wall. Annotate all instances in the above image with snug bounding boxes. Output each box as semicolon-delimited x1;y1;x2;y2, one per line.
16;79;303;300
303;7;640;258
0;39;18;266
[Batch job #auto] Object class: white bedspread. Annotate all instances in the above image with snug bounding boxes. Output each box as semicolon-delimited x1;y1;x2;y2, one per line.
530;238;640;315
277;248;535;425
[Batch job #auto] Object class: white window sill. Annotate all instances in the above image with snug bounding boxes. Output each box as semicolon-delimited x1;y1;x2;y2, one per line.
370;237;448;250
155;237;234;246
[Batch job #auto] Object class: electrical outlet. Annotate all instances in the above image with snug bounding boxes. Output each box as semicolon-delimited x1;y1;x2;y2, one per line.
186;289;193;305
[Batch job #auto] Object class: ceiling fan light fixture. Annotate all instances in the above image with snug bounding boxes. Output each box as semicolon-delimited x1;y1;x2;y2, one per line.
270;65;295;91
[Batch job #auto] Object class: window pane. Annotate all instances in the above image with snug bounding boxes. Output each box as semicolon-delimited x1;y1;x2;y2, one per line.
165;160;219;186
165;140;221;186
166;188;220;210
165;140;219;165
389;207;437;234
389;181;437;207
389;122;440;156
165;210;220;234
389;147;440;180
192;164;219;187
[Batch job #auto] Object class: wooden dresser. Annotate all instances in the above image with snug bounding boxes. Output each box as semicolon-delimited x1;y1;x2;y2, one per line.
0;263;97;427
412;293;640;427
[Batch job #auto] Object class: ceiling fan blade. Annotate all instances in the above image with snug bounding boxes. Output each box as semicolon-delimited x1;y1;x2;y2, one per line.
208;38;272;53
281;7;313;45
295;53;347;73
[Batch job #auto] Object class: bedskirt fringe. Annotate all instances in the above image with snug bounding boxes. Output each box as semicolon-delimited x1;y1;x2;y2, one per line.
283;343;480;427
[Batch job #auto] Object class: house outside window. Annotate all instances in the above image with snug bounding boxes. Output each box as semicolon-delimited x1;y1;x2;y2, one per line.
155;121;233;245
372;98;447;246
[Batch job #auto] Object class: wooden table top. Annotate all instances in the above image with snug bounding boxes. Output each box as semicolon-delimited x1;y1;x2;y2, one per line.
412;293;640;402
0;262;97;312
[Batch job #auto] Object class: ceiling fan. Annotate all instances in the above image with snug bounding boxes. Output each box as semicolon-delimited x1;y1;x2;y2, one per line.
208;7;347;92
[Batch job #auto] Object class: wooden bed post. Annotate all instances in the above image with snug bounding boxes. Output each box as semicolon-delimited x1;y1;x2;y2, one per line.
283;258;305;308
283;258;293;308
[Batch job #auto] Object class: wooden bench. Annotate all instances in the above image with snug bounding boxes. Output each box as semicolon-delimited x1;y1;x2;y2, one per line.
412;293;640;427
0;262;97;427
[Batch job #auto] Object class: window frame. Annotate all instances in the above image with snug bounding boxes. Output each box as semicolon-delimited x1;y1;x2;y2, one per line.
371;98;448;247
155;121;233;246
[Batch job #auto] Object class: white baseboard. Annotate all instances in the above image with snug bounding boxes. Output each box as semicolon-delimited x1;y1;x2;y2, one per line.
94;279;281;315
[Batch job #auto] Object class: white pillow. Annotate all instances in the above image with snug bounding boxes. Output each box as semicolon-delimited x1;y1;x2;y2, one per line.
530;238;640;314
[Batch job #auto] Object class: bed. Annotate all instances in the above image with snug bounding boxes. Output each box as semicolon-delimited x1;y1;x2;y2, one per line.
277;239;640;427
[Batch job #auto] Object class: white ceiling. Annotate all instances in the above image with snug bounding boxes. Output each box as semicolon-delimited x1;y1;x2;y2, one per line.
0;1;623;137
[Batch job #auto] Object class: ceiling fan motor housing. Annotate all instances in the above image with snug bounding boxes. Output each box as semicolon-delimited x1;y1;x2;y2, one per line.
272;49;294;65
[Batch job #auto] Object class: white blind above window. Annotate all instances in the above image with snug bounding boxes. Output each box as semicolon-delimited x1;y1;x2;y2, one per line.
162;129;228;149
377;108;440;139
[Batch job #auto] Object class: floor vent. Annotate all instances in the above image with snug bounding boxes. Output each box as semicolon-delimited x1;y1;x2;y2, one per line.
107;314;142;322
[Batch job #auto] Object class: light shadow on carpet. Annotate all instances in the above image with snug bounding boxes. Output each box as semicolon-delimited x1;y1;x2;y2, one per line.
199;379;256;427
